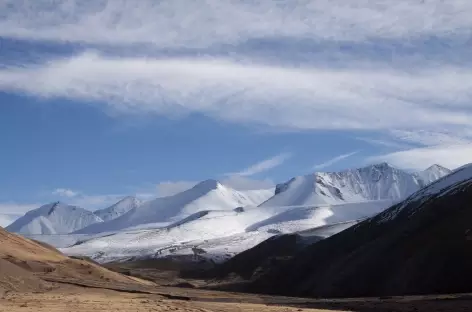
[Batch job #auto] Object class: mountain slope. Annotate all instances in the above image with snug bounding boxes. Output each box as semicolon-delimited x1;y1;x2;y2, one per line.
6;202;103;235
77;180;271;234
249;163;472;298
94;196;141;222
260;163;450;207
63;200;393;263
0;226;153;294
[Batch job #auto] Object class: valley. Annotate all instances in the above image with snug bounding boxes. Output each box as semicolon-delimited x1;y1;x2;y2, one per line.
2;162;472;312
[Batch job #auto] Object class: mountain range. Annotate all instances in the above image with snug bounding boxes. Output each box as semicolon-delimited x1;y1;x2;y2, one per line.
262;163;450;207
4;163;452;265
246;163;472;298
7;163;450;237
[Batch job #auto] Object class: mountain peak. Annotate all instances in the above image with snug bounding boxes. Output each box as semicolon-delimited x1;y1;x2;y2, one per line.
7;202;102;235
191;179;222;192
370;162;396;170
115;196;138;203
424;164;450;172
262;162;450;208
93;196;141;222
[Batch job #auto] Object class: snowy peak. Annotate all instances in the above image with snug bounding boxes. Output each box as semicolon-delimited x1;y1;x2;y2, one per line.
76;181;273;234
262;163;450;208
94;196;141;222
192;179;222;191
414;164;452;187
378;163;472;222
425;164;450;172
6;202;103;235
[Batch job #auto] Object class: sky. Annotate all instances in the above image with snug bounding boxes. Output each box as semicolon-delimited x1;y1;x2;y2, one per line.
1;0;472;220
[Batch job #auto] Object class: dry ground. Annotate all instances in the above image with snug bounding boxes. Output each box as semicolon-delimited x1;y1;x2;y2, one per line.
2;228;472;312
0;286;334;312
2;282;472;312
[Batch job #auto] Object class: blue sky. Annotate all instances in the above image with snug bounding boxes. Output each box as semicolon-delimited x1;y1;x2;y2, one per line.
1;0;472;214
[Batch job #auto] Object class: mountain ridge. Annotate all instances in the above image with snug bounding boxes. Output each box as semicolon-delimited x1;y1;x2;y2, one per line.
261;163;451;208
76;180;274;234
6;202;103;235
247;163;472;298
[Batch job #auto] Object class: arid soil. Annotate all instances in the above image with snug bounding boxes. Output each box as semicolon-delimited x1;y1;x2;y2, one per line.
3;226;472;312
0;287;328;312
3;284;472;312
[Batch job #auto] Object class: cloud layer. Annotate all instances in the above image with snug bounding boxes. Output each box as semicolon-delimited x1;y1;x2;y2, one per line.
1;52;471;133
1;0;472;171
1;0;471;47
368;144;472;170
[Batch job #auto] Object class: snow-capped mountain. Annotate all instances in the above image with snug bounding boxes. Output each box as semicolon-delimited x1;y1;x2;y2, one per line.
414;164;452;187
10;163;453;263
249;163;472;298
378;163;471;222
261;163;450;208
76;180;273;234
6;202;103;235
63;200;395;263
93;196;141;222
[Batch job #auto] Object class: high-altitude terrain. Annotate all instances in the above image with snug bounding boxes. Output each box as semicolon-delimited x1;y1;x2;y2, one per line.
245;163;472;298
7;163;451;264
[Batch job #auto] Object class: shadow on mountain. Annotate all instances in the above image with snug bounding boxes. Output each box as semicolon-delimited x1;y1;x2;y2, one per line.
180;233;323;282
245;167;472;298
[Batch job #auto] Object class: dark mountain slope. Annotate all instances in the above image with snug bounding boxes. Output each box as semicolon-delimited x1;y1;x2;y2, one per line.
248;164;472;298
181;233;322;281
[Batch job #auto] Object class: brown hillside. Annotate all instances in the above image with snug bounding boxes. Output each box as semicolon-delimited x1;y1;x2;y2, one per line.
0;227;153;295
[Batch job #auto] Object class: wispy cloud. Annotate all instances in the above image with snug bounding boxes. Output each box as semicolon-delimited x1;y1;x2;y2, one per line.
230;153;292;177
367;144;472;171
52;188;79;198
314;151;359;170
1;1;471;46
366;130;472;170
355;137;412;150
389;130;472;146
1;52;472;133
1;0;472;174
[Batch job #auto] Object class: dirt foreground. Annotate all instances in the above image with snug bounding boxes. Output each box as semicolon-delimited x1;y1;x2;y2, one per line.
0;287;333;312
3;285;472;312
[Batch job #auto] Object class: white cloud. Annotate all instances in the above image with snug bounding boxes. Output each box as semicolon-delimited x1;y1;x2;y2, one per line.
1;0;472;183
0;52;471;133
52;188;79;198
314;151;359;170
231;153;291;177
389;130;472;146
355;137;412;150
1;1;470;47
367;144;472;171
